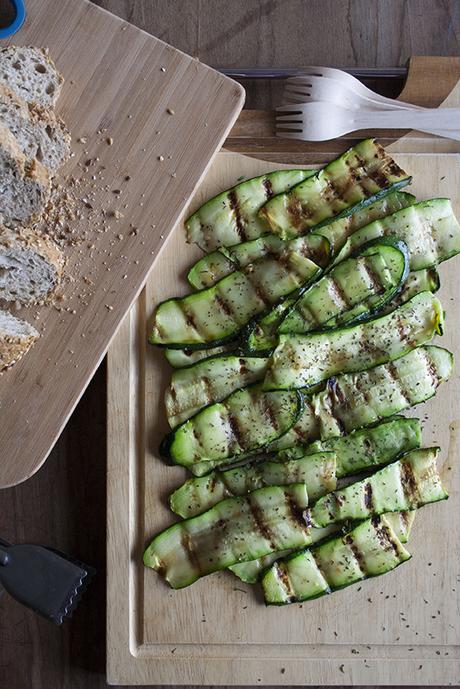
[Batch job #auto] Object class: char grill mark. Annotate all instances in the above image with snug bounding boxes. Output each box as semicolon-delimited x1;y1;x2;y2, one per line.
180;530;202;572
228;190;247;241
344;534;366;569
285;493;311;532
244;270;273;308
227;410;245;451
215;293;235;320
275;561;294;599
386;362;411;405
287;197;306;228
372;516;401;556
399;458;420;505
263;177;274;199
361;259;385;293
364;482;374;509
249;497;277;549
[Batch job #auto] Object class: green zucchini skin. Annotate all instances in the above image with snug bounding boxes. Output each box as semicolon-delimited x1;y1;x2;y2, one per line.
169;451;337;519
294;416;422;478
263;292;443;391
270;345;453;451
311;447;447;527
333;199;460;270
186;168;317;251
278;239;409;335
188;234;330;290
259;139;410;239
164;344;233;368
262;515;411;604
161;385;303;467
149;241;328;348
312;191;415;254
144;483;316;589
230;510;414;584
165;355;269;428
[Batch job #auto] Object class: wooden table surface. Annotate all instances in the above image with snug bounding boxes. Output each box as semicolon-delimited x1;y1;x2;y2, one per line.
1;2;459;688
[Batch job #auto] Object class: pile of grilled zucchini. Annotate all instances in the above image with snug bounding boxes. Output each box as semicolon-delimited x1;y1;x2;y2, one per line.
144;138;459;605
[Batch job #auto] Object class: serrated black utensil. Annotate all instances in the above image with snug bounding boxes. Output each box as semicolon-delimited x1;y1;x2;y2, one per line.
0;537;95;624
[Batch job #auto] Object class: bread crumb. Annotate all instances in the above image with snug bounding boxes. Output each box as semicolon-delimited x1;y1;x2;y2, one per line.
167;108;175;115
106;137;114;145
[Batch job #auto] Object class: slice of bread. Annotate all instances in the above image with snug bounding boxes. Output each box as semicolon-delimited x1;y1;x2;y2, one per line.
0;225;64;303
0;123;51;227
0;85;71;173
0;46;63;108
0;309;39;371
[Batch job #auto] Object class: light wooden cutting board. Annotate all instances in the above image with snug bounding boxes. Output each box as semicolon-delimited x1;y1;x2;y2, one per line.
106;82;460;684
0;0;244;488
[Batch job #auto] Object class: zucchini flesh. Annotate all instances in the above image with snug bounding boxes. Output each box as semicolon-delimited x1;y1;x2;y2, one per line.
229;524;340;584
165;355;269;428
162;386;303;467
270;345;453;451
312;191;415;254
170;451;337;519
259;139;410;239
384;510;415;543
333;199;460;270
186;168;317;251
262;515;411;604
264;292;443;390
144;483;315;588
278;239;409;335
165;345;232;368
297;416;422;478
311;447;447;527
188;234;330;290
230;510;414;584
382;267;440;313
150;246;326;348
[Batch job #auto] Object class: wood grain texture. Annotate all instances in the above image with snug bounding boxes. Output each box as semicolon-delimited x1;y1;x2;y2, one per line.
106;101;460;686
0;0;244;489
1;1;460;687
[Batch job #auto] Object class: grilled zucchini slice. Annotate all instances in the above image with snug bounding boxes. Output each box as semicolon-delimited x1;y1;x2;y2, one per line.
278;238;409;334
188;234;330;290
259;139;410;239
161;385;303;467
186;168;317;251
312;190;415;254
296;416;422;478
165;355;269;428
270;345;453;451
311;447;447;527
333;198;460;269
164;344;233;368
264;292;443;390
231;509;414;584
150;240;328;348
144;483;315;588
262;515;411;604
169;451;337;519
